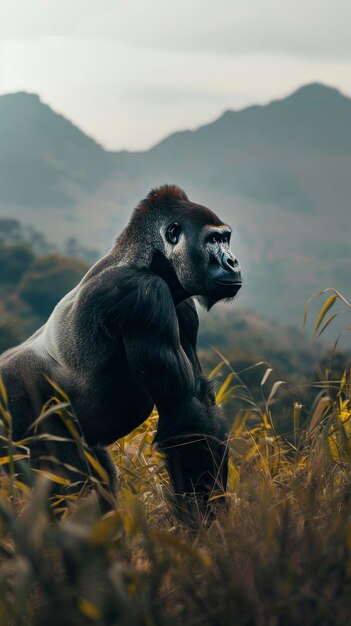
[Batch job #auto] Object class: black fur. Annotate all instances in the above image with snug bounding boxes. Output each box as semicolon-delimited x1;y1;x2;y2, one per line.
0;185;242;519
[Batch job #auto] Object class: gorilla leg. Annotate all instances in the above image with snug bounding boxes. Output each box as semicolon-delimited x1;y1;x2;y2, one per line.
92;445;119;493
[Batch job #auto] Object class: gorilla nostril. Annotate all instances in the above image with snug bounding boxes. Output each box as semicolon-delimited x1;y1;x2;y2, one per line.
226;258;235;269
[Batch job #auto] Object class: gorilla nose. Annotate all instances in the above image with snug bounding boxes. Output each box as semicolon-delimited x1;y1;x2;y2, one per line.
220;252;241;278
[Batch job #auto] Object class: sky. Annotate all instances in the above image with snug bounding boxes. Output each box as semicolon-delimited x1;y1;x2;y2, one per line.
0;0;351;151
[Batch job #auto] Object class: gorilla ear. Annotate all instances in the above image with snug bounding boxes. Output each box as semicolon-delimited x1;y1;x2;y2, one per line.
166;223;181;245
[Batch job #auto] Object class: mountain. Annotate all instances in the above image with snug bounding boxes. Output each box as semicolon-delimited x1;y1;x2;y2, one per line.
138;82;351;212
0;84;350;335
0;92;113;208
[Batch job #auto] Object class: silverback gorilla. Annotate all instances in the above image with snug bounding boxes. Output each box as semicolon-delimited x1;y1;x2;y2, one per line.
0;185;242;516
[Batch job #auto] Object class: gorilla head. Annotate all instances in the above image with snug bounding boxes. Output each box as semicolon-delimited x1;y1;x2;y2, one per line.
130;185;242;309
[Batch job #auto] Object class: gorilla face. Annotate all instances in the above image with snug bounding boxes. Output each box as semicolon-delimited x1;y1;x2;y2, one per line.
200;226;242;308
161;210;242;308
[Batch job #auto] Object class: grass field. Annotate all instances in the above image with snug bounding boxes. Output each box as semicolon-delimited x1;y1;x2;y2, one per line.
0;291;350;626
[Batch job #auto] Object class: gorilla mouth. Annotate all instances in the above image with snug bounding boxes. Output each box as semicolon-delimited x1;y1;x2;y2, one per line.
205;278;242;310
215;279;242;287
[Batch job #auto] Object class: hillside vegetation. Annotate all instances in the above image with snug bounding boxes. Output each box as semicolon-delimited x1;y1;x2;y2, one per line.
0;240;89;350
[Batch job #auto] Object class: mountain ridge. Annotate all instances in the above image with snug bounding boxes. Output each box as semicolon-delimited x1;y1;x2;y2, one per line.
0;90;112;208
145;82;350;151
0;91;107;151
2;81;348;156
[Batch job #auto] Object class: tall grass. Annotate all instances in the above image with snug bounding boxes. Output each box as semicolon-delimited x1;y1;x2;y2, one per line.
0;292;350;625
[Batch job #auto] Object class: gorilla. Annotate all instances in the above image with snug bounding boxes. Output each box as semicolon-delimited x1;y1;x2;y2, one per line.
0;185;242;517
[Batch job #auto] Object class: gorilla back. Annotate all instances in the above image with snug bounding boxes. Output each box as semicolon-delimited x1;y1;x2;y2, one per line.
0;185;242;515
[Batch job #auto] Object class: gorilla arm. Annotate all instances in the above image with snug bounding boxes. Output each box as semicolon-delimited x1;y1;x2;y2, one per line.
165;299;229;511
97;266;229;510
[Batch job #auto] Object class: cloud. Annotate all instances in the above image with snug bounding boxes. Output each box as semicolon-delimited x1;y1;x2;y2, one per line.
58;0;351;60
1;0;351;60
0;1;115;40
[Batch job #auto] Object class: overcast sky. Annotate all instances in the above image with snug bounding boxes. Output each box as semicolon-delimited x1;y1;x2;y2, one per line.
0;0;350;150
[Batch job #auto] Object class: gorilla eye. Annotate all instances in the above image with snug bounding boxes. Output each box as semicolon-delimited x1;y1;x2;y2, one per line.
166;222;181;245
208;233;222;244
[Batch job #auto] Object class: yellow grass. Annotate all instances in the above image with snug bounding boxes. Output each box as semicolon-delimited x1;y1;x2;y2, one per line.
0;292;350;625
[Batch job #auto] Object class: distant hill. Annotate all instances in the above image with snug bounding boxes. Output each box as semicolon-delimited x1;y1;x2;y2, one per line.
0;92;113;208
0;83;350;332
137;83;351;213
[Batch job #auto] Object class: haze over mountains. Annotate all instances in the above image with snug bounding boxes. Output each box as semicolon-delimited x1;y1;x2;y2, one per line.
0;83;350;331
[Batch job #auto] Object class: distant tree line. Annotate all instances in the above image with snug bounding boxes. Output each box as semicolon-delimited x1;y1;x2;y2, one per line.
0;218;99;263
0;241;89;353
